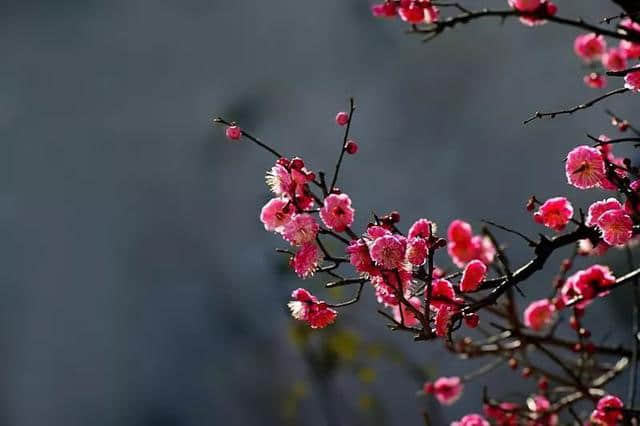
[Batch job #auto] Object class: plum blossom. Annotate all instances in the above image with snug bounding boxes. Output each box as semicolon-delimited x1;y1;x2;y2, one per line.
460;260;487;292
346;239;377;276
508;0;555;26
523;299;556;331
451;414;490;426
484;402;519;426
392;296;422;327
319;193;355;232
584;73;606;89
587;198;622;227
447;220;495;267
435;304;455;337
508;0;541;12
597;209;633;246
406;237;428;266
625;70;640;92
371;2;397;18
620;18;640;59
397;1;439;24
533;197;573;231
288;288;337;329
260;198;292;232
291;243;322;278
574;33;606;62
560;265;616;307
601;48;627;72
565;145;605;189
528;395;558;425
370;234;406;269
423;376;464;405
282;214;319;246
265;163;292;196
590;394;623;426
408;218;436;240
371;269;412;306
430;278;462;311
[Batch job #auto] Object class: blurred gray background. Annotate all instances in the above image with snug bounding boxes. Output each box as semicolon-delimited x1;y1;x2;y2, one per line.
2;0;639;425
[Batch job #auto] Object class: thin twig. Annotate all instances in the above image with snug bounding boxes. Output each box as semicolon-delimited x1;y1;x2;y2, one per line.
212;117;283;158
523;88;630;124
329;98;356;191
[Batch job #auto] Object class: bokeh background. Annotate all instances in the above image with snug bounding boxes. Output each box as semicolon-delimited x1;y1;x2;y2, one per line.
2;0;639;425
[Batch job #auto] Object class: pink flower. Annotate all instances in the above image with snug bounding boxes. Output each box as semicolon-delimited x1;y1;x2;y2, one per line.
430;278;462;311
620;40;640;59
288;288;337;329
448;220;473;244
528;395;558;425
446;220;495;267
484;402;519;426
587;198;622;227
584;73;607;89
523;299;556;331
346;239;377;276
574;33;606;62
424;376;464;405
392;296;422;327
472;235;496;265
260;198;293;232
371;2;397;18
451;414;490;426
398;1;439;24
449;236;495;268
370;234;406;269
590;394;623;426
291;243;322;278
620;18;640;59
565;145;605;189
625;70;640;92
560;265;616;307
602;48;628;71
408;218;436;240
371;269;412;306
319;193;355;232
597;209;633;246
599;156;626;190
435;304;455;337
282;214;319;246
265;163;292;196
508;0;541;12
406;238;428;266
460;260;487;292
365;225;391;240
533;197;573;231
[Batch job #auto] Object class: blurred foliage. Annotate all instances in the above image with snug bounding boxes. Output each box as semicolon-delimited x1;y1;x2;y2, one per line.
281;322;436;425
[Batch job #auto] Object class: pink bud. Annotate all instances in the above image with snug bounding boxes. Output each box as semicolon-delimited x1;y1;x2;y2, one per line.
225;125;242;140
545;2;557;16
464;313;479;328
335;111;349;126
289;157;305;170
460;260;487;292
345;140;359;154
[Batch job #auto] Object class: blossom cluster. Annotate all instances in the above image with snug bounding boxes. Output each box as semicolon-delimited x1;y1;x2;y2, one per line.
574;20;640;89
214;2;640;422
